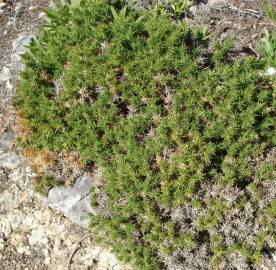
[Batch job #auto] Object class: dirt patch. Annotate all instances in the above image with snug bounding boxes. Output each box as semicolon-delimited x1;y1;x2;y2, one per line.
188;0;276;60
0;0;49;65
0;244;47;270
0;0;49;138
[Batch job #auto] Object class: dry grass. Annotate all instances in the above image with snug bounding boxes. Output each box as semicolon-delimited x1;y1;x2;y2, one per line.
13;112;86;187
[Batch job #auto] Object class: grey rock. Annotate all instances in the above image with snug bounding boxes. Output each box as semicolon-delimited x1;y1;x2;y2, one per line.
267;67;276;76
12;36;33;53
0;237;5;251
6;80;13;90
189;5;198;14
0;152;21;170
67;196;91;227
38;12;46;19
0;132;15;149
10;36;33;79
15;3;24;14
45;175;94;227
0;66;11;82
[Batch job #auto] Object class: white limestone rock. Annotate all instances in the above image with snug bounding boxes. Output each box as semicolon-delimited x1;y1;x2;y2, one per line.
0;152;21;170
10;36;33;80
45;175;94;227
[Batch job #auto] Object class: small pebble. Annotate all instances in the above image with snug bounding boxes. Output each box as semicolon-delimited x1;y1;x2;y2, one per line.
15;4;23;14
38;12;45;19
267;67;276;76
0;2;7;9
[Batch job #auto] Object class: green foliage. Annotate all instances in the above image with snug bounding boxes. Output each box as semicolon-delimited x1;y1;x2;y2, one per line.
264;4;276;22
152;0;192;19
35;175;61;195
14;0;276;269
258;29;276;67
168;0;192;17
259;4;276;67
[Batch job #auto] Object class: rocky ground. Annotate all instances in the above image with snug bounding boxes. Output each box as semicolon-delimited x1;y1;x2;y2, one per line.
0;0;275;269
0;152;131;270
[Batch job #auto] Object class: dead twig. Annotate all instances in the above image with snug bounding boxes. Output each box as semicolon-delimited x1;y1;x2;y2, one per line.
111;263;119;270
211;4;263;18
8;3;25;31
67;234;92;270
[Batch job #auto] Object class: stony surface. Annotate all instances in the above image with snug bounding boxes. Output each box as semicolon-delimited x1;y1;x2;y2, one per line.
0;150;131;269
45;174;94;228
11;35;33;79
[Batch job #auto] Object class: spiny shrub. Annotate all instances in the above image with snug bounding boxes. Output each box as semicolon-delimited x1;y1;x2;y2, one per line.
14;0;276;269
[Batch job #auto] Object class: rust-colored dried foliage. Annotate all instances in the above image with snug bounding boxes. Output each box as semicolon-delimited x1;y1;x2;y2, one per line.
14;112;85;188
